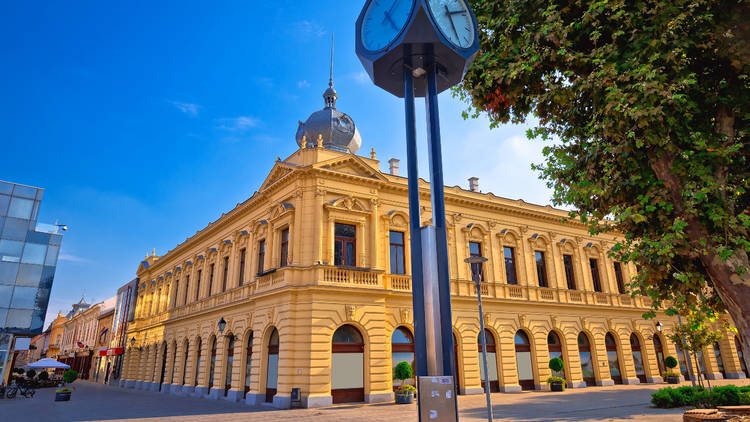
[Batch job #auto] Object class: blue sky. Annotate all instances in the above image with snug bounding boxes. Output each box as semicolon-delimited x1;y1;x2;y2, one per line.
0;1;553;326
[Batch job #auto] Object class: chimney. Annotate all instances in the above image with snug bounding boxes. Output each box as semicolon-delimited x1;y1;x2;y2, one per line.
468;177;479;192
388;158;400;176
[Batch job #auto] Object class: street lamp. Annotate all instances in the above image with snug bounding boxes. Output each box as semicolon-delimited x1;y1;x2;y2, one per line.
130;337;136;347
655;321;663;333
465;255;492;422
218;317;226;333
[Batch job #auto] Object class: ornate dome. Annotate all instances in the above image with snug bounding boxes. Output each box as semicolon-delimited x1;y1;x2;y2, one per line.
295;81;361;153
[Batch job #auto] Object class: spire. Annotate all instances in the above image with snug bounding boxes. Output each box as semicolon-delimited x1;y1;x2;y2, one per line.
323;33;338;109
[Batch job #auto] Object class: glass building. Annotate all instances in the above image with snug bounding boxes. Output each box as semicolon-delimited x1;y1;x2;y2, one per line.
0;180;63;384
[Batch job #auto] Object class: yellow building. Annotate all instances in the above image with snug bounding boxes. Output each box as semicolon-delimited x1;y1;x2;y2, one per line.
45;312;67;361
121;83;748;408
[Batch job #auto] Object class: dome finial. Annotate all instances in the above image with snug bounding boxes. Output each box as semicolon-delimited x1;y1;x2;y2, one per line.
323;33;337;109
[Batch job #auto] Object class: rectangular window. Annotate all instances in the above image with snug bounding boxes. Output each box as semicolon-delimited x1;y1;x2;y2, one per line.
389;231;405;274
590;258;602;292
238;248;246;285
280;228;289;267
563;255;576;290
208;264;215;296
334;223;356;267
257;240;265;275
614;262;626;294
504;246;517;285
173;279;179;308
184;275;190;305
221;256;229;292
535;251;548;287
469;241;484;281
196;269;202;301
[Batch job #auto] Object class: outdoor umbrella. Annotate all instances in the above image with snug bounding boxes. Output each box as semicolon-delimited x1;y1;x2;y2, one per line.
26;358;70;369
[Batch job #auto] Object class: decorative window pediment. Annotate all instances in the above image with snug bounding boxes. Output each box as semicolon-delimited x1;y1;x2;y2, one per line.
325;196;371;214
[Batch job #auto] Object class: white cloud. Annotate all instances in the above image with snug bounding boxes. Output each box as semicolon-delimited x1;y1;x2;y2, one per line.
167;100;200;116
217;116;260;131
289;20;326;39
349;71;370;85
297;80;310;88
58;253;90;263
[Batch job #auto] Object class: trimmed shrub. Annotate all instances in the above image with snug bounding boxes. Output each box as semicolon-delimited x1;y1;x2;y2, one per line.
25;369;37;379
651;388;676;408
664;356;678;369
38;371;49;381
63;369;78;384
692;390;715;409
651;385;750;409
549;357;564;373
393;361;413;385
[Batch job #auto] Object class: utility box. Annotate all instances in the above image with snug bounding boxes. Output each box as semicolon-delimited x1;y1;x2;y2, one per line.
290;388;301;408
418;376;458;421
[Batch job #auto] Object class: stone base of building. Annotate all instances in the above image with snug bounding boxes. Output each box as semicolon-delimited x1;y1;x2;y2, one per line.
569;381;587;389
462;387;484;395
123;380;135;389
180;385;195;395
225;390;242;402
725;372;747;379
499;384;522;392
304;394;332;408
622;378;641;385
207;388;223;399
273;394;291;409
244;393;263;406
597;380;615;386
706;372;724;380
366;392;394;403
150;382;160;392
646;377;664;384
193;386;208;397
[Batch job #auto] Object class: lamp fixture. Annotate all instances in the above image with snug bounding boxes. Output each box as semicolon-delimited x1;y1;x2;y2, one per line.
218;317;227;333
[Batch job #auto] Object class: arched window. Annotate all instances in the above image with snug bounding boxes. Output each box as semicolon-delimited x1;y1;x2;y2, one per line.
265;328;279;403
605;333;623;384
194;337;202;387
578;332;595;386
208;337;217;389
547;332;564;379
453;332;462;394
244;332;253;398
735;336;749;378
630;334;646;383
158;342;168;391
225;335;235;396
514;330;535;390
332;325;365;404
653;335;666;375
675;341;691;380
713;342;726;378
170;341;178;385
391;327;414;389
478;329;499;392
181;339;189;386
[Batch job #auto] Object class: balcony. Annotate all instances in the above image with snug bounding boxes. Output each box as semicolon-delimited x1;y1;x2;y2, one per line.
130;266;651;329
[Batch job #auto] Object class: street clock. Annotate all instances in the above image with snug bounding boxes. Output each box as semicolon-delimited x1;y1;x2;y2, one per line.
355;0;480;97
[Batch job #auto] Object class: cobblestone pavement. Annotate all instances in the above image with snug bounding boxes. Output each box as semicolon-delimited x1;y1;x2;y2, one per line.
1;378;748;422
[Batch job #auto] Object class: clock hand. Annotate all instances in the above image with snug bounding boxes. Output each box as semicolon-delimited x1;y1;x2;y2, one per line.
444;4;460;40
381;0;403;30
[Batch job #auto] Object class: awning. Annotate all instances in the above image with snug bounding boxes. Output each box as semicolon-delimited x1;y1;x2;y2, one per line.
26;358;71;369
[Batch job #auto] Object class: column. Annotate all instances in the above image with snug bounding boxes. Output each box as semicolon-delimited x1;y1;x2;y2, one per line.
244;327;264;406
498;328;521;392
163;342;176;393
532;330;550;390
183;339;196;395
642;332;664;383
194;338;210;396
153;344;164;392
209;336;227;399
721;334;745;379
226;335;245;402
703;345;723;380
563;330;586;388
618;333;640;384
171;341;185;394
593;333;614;386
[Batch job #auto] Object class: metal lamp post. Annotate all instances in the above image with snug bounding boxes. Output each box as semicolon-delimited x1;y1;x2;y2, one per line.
465;256;492;422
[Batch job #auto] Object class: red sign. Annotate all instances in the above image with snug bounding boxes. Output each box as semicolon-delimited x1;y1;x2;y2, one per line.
107;347;123;356
98;349;107;356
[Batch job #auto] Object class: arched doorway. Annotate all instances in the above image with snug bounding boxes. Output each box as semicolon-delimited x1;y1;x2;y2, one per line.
208;337;217;390
181;339;189;386
515;330;535;390
225;335;235;396
244;332;253;399
265;328;279;403
735;337;749;378
158;342;167;391
194;337;202;387
630;334;646;383
547;332;565;379
391;327;414;389
713;342;726;379
453;332;462;394
605;333;623;384
653;335;666;375
331;324;365;404
478;329;499;392
578;332;596;386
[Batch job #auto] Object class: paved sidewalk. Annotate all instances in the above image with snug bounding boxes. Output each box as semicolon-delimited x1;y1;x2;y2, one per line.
1;378;747;421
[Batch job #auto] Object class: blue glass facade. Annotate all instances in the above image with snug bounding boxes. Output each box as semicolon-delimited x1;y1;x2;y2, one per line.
0;180;63;336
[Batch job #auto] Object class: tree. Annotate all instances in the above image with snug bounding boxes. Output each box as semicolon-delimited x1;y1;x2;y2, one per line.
63;369;78;384
457;0;749;368
667;309;726;389
393;361;414;387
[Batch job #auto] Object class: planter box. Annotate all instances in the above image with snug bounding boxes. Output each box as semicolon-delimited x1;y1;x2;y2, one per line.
550;382;564;392
666;376;680;384
55;392;71;401
395;391;414;404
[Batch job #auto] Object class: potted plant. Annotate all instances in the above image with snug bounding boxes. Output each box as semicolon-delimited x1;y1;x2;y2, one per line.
663;356;680;384
547;357;566;391
393;361;415;404
56;370;78;401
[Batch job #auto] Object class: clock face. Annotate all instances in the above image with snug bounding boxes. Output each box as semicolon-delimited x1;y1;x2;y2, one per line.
426;0;475;48
361;0;414;51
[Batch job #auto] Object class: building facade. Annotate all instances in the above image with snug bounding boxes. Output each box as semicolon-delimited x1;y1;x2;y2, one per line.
120;85;746;409
0;180;64;385
105;278;138;385
59;298;112;380
92;301;115;383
